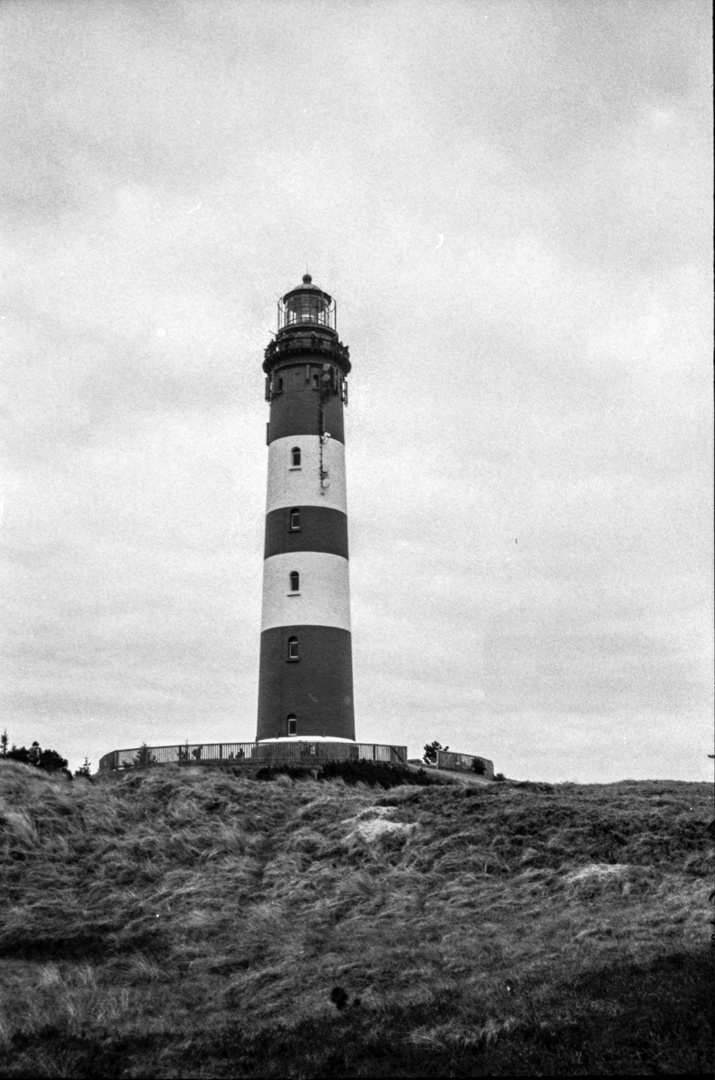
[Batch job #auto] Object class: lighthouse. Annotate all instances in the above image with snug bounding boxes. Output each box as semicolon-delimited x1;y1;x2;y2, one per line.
257;275;355;742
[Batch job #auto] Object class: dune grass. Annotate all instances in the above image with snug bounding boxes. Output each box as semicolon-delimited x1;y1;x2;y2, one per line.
0;759;712;1076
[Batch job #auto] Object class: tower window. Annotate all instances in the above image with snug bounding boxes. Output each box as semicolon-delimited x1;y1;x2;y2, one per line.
288;637;299;661
291;446;301;467
289;571;300;592
287;715;297;736
277;377;284;393
312;374;320;389
289;508;300;531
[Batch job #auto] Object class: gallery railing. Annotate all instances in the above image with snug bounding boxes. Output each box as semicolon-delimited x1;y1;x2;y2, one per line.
98;741;408;772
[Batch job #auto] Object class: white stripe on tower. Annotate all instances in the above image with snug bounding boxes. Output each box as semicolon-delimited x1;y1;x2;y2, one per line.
266;435;347;515
261;551;351;632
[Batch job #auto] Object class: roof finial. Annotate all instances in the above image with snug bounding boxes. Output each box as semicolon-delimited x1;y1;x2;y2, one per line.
302;273;312;284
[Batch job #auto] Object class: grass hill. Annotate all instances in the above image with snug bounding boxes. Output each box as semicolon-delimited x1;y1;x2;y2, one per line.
0;760;712;1077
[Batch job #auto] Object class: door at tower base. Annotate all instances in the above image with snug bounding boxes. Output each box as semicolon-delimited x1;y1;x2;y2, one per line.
256;624;355;741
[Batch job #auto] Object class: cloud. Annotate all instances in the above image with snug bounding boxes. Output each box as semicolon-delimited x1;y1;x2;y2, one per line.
0;0;710;778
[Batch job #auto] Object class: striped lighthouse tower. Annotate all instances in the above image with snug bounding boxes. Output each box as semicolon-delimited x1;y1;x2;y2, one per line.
257;275;355;742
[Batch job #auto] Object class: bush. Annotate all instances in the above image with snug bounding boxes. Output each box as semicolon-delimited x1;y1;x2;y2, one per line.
6;743;69;774
319;760;438;787
40;749;70;772
423;740;449;765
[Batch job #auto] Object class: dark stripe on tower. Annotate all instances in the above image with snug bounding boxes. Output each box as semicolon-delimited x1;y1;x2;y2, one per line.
268;369;345;444
264;505;349;560
256;625;355;742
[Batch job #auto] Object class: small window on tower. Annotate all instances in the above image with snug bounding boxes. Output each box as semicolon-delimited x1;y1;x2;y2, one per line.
289;571;299;592
291;446;301;467
312;373;320;390
288;637;299;661
287;715;297;736
289;508;301;531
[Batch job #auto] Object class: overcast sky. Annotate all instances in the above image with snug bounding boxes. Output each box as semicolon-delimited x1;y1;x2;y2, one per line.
1;0;711;780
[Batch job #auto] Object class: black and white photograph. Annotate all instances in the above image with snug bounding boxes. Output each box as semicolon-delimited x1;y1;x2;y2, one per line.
1;1;712;1075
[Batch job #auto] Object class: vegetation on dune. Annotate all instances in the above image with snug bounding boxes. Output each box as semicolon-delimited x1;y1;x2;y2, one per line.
422;740;448;765
255;759;439;787
1;731;71;776
0;759;712;1077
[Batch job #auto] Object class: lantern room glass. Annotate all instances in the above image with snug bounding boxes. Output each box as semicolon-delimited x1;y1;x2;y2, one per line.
278;290;336;331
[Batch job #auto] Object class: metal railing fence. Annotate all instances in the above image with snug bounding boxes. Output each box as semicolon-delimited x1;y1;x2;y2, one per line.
436;749;494;779
98;741;408;773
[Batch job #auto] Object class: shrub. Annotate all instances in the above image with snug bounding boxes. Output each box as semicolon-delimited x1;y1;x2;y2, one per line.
318;760;437;788
132;744;158;768
6;743;69;774
423;740;449;765
40;749;70;773
256;760;439;788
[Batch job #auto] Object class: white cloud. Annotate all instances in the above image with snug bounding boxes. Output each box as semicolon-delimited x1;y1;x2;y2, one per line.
0;0;710;777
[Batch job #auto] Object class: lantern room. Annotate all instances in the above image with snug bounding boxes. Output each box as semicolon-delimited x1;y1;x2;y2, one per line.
278;274;337;334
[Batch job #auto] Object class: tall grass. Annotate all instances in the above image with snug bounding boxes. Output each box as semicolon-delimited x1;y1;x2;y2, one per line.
0;760;712;1076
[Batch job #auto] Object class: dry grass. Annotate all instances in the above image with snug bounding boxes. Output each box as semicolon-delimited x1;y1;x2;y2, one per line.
0;760;712;1076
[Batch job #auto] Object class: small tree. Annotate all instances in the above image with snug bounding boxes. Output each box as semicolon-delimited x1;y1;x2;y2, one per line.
472;757;486;776
1;729;8;757
422;740;449;765
132;743;158;768
74;756;92;778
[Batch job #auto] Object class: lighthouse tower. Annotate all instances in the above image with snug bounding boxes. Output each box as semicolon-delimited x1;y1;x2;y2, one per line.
257;275;355;742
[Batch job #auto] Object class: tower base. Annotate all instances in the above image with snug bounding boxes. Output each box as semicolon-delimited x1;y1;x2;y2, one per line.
256;624;355;741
